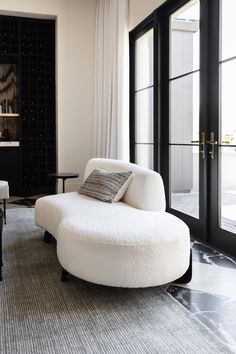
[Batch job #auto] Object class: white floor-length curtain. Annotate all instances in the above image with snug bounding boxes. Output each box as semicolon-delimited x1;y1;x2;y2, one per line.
93;0;129;160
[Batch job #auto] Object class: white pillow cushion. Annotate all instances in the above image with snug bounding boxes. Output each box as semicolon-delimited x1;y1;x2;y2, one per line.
84;159;166;211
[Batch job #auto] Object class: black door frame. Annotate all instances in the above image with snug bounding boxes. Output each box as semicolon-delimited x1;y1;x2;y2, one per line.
159;0;236;257
158;0;209;242
129;0;236;258
129;14;159;171
207;0;236;255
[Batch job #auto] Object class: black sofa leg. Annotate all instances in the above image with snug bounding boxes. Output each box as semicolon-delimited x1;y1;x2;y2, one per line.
175;249;192;284
44;231;53;243
61;268;68;282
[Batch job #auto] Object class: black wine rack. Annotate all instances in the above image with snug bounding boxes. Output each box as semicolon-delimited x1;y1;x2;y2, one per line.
0;16;56;195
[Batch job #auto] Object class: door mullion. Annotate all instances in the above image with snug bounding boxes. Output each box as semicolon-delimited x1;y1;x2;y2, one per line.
207;0;220;244
199;0;209;240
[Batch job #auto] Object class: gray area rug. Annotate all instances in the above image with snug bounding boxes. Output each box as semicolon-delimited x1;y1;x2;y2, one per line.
0;209;233;354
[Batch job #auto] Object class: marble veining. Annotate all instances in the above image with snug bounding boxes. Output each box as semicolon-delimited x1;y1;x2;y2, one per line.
168;286;236;353
167;240;236;353
178;261;236;298
192;241;236;269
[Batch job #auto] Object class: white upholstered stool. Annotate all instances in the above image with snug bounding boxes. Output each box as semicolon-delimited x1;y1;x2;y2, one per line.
0;181;9;224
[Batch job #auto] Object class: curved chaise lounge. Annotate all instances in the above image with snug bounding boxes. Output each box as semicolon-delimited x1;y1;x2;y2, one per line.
35;158;192;287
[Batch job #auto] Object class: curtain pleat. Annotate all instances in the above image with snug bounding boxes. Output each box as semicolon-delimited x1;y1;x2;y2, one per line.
93;0;129;161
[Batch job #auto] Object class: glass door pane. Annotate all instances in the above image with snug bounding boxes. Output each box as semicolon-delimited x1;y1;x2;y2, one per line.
169;0;200;218
220;60;236;146
170;72;199;144
134;29;154;169
135;29;153;90
135;144;154;170
220;0;236;61
170;145;199;218
135;87;153;143
170;0;200;78
219;147;236;233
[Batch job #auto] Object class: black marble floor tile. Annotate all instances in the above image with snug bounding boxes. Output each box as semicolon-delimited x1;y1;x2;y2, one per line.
168;285;236;351
192;241;236;269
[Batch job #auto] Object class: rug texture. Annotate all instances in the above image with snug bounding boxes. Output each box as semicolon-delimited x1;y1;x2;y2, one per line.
0;209;233;354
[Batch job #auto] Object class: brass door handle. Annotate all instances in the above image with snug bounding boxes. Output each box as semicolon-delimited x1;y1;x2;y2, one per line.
191;132;205;159
207;132;217;160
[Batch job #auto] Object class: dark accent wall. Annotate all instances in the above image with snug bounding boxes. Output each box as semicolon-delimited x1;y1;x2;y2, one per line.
0;16;56;195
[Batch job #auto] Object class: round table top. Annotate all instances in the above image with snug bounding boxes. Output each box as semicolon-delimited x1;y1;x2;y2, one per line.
48;172;79;179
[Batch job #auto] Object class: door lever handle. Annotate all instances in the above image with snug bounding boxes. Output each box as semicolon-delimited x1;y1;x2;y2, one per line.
191;132;205;159
207;132;217;160
200;132;205;159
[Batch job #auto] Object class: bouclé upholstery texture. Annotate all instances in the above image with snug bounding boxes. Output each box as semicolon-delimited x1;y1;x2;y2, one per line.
35;158;190;288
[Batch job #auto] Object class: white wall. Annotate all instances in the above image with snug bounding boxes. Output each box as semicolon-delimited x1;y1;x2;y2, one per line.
0;0;96;192
129;0;166;30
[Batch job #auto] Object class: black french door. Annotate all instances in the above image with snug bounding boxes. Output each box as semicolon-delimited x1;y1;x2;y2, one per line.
159;0;236;257
208;0;236;255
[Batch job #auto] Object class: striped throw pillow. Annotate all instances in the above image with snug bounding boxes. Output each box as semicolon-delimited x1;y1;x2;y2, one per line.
79;168;132;203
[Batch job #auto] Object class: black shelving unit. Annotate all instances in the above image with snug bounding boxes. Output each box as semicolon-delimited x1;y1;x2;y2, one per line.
0;17;18;55
0;15;56;195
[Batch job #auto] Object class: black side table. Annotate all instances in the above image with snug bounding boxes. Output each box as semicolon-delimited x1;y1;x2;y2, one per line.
0;208;4;281
49;173;79;193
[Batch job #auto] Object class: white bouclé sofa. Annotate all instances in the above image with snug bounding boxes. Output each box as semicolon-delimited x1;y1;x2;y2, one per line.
35;158;192;288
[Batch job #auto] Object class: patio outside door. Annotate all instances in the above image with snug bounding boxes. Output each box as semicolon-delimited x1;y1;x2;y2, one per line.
161;0;236;257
